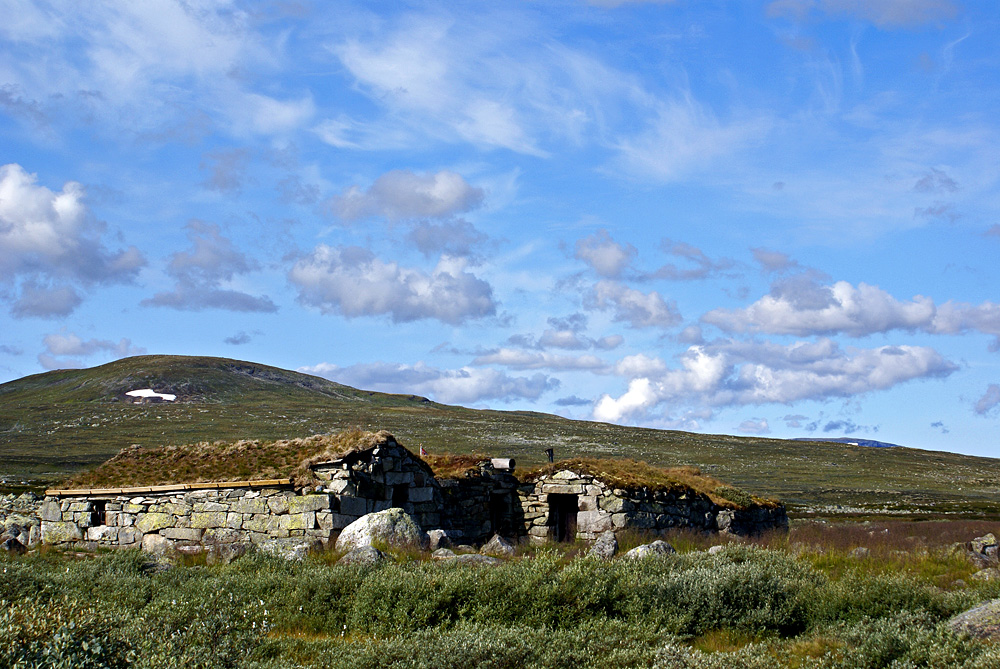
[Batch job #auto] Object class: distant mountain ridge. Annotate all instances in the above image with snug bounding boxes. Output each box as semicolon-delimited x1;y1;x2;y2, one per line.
793;437;902;448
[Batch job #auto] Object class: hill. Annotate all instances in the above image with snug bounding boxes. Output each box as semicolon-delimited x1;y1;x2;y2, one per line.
2;354;999;517
794;437;901;448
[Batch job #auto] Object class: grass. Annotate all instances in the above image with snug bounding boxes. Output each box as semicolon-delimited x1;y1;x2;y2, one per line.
3;354;1000;520
3;519;1000;668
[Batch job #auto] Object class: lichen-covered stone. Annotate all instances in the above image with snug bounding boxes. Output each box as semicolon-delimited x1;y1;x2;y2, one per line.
335;508;429;552
135;513;174;534
190;511;228;529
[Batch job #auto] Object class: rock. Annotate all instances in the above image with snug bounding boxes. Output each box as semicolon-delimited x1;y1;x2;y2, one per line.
707;545;726;555
453;544;477;554
850;546;870;558
334;508;429;553
141;533;172;555
41;521;83;544
209;543;249;565
971;533;998;555
338;546;388;566
453;553;501;566
1;536;26;555
948;598;1000;640
260;537;321;561
588;530;618;560
971;568;1000;582
428;529;452;551
624;540;676;559
480;533;515;558
432;548;457;560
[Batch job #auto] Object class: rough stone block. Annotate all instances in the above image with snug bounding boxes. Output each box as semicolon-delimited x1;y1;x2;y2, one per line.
543;484;584;496
135;513;174;534
203;528;244;544
161;527;204;542
162;503;192;516
225;513;244;529
289;495;330;514
194;502;227;513
578;496;598;512
267;496;290;514
141;534;172;555
40;499;62;522
409;486;435;503
68;501;91;512
577;510;613;533
233;499;267;515
338;496;369;516
118;527;141;545
42;521;83;544
316;511;333;530
124;504;145;514
279;512;316;531
87;525;119;542
191;511;228;529
329;513;358;529
384;471;413;486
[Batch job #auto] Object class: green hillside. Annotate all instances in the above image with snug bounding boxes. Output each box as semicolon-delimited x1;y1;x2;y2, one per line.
2;354;999;517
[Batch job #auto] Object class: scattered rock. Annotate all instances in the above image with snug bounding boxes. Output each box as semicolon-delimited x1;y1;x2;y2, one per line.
335;508;429;553
432;548;457;560
1;536;26;555
141;533;172;556
850;546;870;558
338;546;388;566
624;540;676;559
480;533;515;558
453;544;477;554
260;537;322;561
428;529;453;551
948;598;1000;641
588;530;618;560
453;553;501;566
971;568;1000;582
971;533;998;555
707;545;726;555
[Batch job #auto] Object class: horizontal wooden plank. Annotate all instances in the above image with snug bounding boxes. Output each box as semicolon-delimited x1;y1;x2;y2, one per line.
45;478;293;497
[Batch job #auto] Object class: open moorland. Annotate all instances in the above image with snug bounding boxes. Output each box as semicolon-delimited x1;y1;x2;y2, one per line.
3;355;1000;518
3;520;1000;668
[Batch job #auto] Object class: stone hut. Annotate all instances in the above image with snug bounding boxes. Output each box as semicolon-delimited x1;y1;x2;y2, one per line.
34;431;786;555
519;467;788;544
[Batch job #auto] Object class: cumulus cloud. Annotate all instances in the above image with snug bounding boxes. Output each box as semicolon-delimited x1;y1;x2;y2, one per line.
766;0;959;28
703;278;1000;341
472;348;606;371
507;314;623;352
330;170;484;221
752;248;799;274
574;229;636;278
738;418;770;435
593;338;956;422
39;332;145;370
299;361;558;405
974;384;1000;416
407;219;487;258
650;240;735;281
0;163;144;316
142;221;277;312
584;280;682;328
289;245;496;324
783;414;810;428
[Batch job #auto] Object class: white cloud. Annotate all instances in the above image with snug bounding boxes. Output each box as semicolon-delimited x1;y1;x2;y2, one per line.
0;163;144;316
472;348;606;371
974;384;1000;416
142;221;276;313
574;229;636;278
407;219;488;258
11;281;81;318
330;170;484;222
737;418;771;435
703;277;1000;342
649;240;736;281
289;245;496;324
584;280;682;328
592;338;956;422
39;332;145;370
299;361;558;405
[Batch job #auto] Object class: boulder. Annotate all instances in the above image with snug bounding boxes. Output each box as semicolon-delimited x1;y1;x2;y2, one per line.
948;598;1000;640
428;529;453;551
338;546;388;566
624;539;676;559
707;545;726;555
971;568;1000;582
432;548;457;560
1;536;27;555
587;530;618;560
453;553;501;566
260;537;322;561
480;534;515;558
141;533;172;556
971;533;998;555
335;508;429;552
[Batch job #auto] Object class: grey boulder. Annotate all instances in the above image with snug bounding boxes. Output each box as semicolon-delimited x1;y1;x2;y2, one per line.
480;534;515;558
624;540;676;559
338;546;388;566
948;598;1000;640
335;508;429;552
588;530;618;560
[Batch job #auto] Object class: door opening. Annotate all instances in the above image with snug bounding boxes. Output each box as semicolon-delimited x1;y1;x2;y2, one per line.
548;494;578;542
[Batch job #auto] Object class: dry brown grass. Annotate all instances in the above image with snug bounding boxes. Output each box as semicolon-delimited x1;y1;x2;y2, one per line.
60;428;395;489
517;457;776;508
420;453;490;479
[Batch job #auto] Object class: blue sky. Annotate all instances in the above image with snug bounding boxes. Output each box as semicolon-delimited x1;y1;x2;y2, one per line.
1;0;999;458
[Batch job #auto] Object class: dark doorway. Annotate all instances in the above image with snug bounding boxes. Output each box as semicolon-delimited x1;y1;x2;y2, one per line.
90;500;107;527
548;494;578;542
391;485;409;508
489;493;510;535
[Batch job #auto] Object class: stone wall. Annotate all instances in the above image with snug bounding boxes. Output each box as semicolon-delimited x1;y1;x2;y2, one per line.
1;492;43;548
438;465;523;542
39;485;335;557
520;469;788;543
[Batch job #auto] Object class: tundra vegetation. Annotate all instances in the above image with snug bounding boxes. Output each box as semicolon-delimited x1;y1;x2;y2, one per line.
3;520;1000;668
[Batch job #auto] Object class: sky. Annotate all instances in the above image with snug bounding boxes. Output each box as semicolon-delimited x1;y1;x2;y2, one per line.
1;0;999;459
